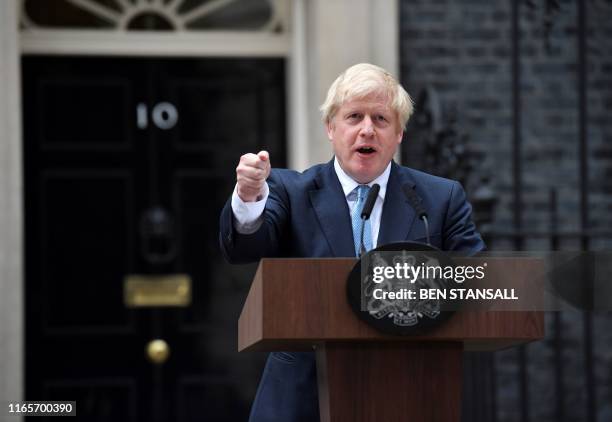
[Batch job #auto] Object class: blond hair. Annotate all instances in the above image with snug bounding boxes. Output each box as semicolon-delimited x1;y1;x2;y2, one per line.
320;63;414;130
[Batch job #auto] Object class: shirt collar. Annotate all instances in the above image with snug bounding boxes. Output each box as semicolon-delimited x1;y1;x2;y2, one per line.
333;157;390;200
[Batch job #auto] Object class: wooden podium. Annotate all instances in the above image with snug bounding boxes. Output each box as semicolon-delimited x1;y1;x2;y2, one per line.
238;258;544;422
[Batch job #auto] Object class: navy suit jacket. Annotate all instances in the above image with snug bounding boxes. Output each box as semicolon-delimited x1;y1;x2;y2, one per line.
219;160;485;421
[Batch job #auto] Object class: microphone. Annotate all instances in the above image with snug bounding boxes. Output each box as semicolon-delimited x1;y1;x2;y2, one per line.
402;184;431;245
360;184;380;256
361;184;380;219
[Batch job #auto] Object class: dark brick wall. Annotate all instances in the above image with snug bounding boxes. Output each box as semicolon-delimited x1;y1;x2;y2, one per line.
400;0;612;248
588;1;612;242
400;0;515;235
399;1;612;421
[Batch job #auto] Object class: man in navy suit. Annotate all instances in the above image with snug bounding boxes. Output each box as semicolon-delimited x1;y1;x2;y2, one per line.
219;63;485;421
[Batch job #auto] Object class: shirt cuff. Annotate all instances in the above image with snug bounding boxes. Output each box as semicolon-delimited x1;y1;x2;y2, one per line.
231;182;269;234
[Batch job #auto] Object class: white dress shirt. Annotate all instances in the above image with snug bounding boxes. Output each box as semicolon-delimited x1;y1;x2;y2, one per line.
231;158;391;247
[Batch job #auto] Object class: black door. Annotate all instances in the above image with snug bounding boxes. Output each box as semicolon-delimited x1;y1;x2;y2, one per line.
23;56;286;421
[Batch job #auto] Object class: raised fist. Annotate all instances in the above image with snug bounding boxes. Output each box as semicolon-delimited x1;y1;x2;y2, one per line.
236;150;271;202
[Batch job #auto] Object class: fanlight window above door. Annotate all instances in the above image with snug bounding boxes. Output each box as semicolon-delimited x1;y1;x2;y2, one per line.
21;0;287;32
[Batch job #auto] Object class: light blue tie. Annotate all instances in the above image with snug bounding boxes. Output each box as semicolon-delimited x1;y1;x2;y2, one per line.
351;185;373;256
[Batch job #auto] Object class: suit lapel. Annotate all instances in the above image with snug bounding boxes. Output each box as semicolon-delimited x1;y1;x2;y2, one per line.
378;162;417;245
308;161;356;257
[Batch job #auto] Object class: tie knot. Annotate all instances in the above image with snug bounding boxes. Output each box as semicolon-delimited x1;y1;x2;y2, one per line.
356;185;370;201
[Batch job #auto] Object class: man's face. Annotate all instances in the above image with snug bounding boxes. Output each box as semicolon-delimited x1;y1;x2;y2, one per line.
326;93;403;184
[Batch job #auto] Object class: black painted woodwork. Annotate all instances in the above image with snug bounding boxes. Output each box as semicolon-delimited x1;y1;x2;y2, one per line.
23;56;286;422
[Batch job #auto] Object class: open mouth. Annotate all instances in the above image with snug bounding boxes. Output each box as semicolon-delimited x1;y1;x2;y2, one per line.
356;147;376;155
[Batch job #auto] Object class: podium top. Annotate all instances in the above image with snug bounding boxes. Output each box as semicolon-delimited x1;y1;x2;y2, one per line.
238;258;544;352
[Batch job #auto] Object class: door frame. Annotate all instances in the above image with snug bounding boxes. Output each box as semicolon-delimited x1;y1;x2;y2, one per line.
0;0;398;409
0;0;23;410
